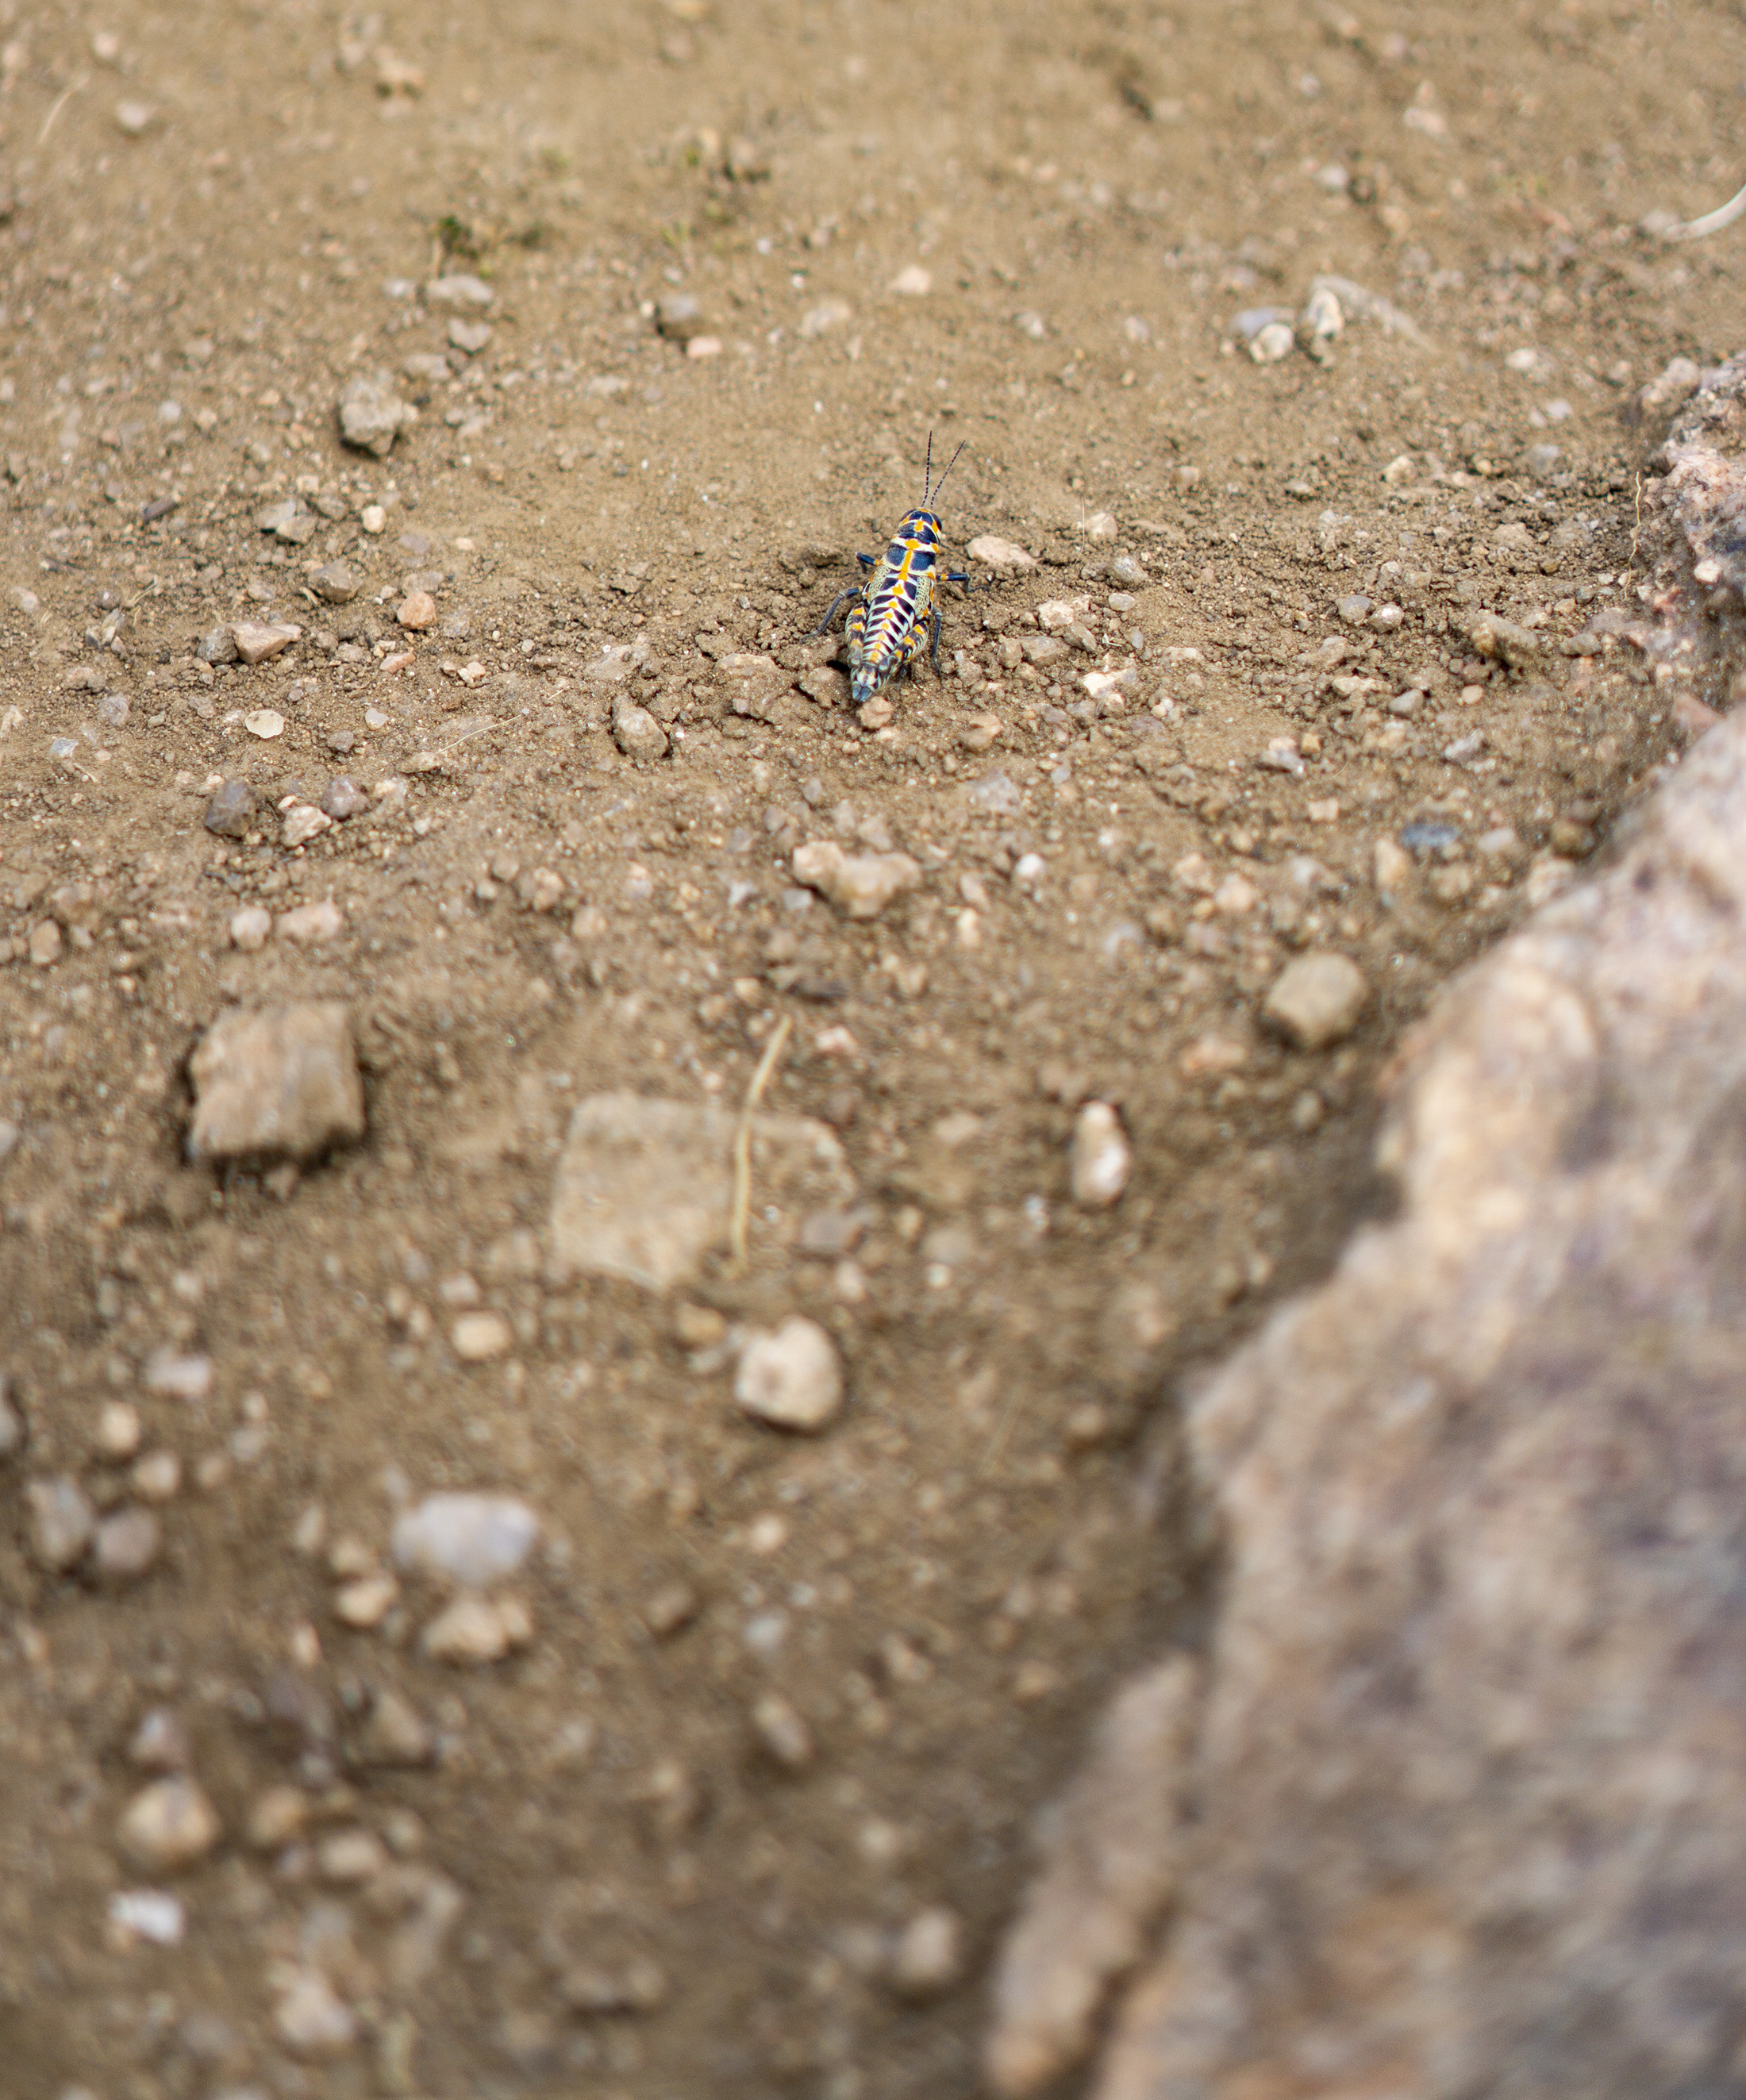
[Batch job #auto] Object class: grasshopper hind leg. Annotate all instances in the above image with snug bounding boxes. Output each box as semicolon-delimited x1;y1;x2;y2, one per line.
809;583;864;641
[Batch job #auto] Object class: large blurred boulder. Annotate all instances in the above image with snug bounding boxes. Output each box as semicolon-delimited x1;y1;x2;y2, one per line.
990;713;1746;2100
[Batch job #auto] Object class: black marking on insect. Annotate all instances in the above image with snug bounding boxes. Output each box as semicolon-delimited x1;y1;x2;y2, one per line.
810;433;984;708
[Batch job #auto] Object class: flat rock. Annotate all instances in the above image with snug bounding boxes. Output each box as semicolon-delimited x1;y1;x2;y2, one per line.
548;1093;855;1291
186;1002;365;1166
1261;949;1370;1049
337;369;415;457
791;840;921;920
231;620;301;666
967;534;1038;571
988;710;1746;2100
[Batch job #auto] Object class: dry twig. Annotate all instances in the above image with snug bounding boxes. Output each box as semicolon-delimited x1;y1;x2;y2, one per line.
730;1015;793;1271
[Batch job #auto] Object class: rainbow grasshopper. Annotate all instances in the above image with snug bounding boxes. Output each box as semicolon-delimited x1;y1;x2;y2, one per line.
810;434;983;708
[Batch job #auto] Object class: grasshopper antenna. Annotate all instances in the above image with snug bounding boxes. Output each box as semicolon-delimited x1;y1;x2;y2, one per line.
922;432;968;507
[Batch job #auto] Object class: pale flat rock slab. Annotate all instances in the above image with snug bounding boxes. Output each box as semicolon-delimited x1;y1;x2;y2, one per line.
989;711;1746;2100
187;1002;365;1165
548;1093;855;1291
231;621;301;667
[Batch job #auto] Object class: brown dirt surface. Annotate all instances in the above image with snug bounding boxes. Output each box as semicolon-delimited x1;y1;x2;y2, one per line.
0;2;1740;2095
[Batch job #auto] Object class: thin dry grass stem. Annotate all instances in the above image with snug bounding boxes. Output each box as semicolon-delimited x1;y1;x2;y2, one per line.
730;1015;793;1272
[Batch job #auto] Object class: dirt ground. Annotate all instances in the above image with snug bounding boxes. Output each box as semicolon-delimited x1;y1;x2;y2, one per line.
0;2;1740;2096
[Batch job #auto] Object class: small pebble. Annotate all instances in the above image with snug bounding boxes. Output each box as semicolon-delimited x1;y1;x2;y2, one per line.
231;621;301;666
360;503;387;534
644;1580;702;1640
276;900;345;944
337;369;413;459
95;1399;142;1460
890;1905;965;2001
448;318;492;355
360;1688;434;1767
392;1492;540;1587
320;776;369;820
397;590;438;630
1069;1102;1133;1210
451;1310;513;1362
229;906;272;951
1263;951;1371;1051
421;1591;531;1666
132;1449;183;1502
273;1967;358;2059
752;1690;814;1771
334;1572;398;1628
94;1506;162;1582
611;694;669;762
246;1785;310;1851
203;779;257;839
27;1475;95;1571
116;1776;221;1874
108;1889;185;1947
29;920;63;967
317;1829;390;1884
283;794;333;844
735;1317;844;1433
128;1707;190;1771
310;561;360;604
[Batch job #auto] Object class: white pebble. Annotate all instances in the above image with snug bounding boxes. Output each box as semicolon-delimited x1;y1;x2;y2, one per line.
95;1399;141;1460
108;1889;186;1947
1070;1102;1133;1209
890;1905;965;2000
451;1310;513;1361
243;709;285;740
393;1491;540;1587
229;906;272;951
116;1776;221;1874
735;1317;844;1433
